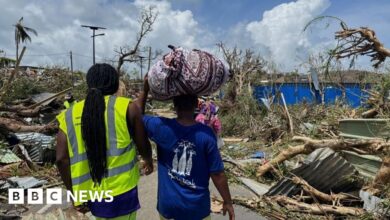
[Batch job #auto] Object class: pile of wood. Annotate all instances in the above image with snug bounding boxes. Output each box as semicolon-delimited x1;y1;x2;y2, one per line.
0;88;71;136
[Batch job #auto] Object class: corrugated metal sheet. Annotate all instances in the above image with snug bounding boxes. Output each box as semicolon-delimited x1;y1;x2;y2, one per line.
31;92;56;106
13;133;55;163
266;148;361;197
304;147;335;163
341;151;382;179
0;149;22;164
0;176;47;190
339;119;390;139
15;132;54;148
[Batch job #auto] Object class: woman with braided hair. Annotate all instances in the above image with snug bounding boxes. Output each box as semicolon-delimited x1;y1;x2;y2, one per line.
56;63;153;219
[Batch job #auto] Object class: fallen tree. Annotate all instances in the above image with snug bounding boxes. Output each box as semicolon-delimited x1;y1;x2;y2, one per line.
0;117;57;135
257;136;389;177
0;105;42;117
271;195;365;216
257;136;390;197
0;88;72;123
290;176;355;205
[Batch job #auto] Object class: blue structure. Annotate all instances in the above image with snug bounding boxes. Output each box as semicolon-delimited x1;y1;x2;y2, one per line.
254;83;370;108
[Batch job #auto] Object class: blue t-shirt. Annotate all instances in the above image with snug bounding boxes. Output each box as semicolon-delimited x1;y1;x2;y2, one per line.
143;116;224;220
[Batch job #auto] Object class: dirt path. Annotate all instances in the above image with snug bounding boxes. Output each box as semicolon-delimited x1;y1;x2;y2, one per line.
138;171;266;220
20;171;265;219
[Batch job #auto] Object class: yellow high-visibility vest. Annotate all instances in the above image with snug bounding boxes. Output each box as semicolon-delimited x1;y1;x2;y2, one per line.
64;100;76;109
56;95;139;206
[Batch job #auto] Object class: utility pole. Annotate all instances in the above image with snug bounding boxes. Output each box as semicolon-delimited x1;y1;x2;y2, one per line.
70;51;74;87
139;56;146;80
81;25;106;65
147;46;152;72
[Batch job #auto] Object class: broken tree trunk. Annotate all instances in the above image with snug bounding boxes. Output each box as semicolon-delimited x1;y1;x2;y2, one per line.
272;196;365;216
257;144;306;177
361;108;379;118
257;136;389;177
290;176;353;204
0;87;71;118
0;117;57;135
0;105;42;117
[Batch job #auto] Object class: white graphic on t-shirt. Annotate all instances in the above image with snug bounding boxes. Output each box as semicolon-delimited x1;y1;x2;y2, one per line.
178;142;189;175
172;148;179;173
185;150;196;176
169;140;196;188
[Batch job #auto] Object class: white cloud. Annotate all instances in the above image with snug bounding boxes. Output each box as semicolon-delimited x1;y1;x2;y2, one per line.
246;0;330;70
0;0;208;72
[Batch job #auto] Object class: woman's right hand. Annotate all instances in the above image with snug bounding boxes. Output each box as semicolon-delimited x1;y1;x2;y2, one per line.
141;158;154;175
143;75;150;93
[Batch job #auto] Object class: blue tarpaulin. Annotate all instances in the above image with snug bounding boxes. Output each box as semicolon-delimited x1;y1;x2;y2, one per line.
254;83;370;108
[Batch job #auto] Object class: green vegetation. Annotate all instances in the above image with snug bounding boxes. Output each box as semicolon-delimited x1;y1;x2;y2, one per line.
219;90;267;139
1;67;85;103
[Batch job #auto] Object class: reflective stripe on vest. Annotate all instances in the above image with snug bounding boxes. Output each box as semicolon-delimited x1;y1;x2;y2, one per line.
72;159;137;185
65;96;135;185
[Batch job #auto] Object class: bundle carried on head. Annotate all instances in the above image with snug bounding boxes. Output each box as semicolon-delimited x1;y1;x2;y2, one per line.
148;45;229;100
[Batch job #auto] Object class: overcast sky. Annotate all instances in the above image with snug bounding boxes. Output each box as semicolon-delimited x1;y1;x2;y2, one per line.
0;0;389;73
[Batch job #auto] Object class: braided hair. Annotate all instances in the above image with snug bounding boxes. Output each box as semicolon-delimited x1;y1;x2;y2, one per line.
81;63;119;184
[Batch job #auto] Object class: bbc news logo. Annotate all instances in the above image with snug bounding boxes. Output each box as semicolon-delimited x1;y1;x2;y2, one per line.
8;188;113;204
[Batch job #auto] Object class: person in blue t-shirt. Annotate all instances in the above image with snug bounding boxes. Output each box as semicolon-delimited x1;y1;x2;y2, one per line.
136;77;235;220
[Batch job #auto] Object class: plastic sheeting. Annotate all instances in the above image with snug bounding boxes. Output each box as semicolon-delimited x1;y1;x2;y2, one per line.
254;83;370;107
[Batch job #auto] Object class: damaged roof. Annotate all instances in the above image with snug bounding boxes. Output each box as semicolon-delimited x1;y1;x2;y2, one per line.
266;148;361;197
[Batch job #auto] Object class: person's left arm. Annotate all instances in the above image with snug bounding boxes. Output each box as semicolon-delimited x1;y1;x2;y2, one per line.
206;133;234;220
211;172;234;220
56;126;89;213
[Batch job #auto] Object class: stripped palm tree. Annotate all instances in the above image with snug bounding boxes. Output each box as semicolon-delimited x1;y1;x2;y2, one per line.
14;17;37;61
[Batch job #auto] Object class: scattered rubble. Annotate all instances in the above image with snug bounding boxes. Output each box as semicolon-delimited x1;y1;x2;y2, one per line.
266;148;362;198
0;176;47;189
0;50;389;220
239;177;270;197
218;88;390;218
0;66;76;219
0;149;22;164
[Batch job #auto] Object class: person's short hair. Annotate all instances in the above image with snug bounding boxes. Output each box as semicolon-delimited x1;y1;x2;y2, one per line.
173;95;198;111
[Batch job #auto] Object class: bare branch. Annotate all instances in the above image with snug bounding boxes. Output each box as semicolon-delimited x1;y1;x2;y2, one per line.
116;6;158;73
217;42;264;102
334;26;390;68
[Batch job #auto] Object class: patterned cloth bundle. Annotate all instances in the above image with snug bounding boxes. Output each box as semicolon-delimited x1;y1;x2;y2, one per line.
148;46;229;100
